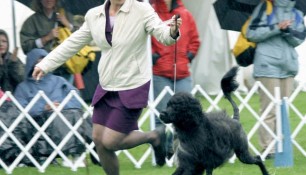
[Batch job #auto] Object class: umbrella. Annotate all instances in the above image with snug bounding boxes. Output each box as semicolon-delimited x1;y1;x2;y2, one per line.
213;0;255;31
0;0;34;61
236;0;306;14
60;0;104;15
214;0;306;31
16;0;105;15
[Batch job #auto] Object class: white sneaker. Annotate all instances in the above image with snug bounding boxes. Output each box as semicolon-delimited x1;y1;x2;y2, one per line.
75;161;86;168
62;159;73;167
74;157;86;168
18;163;26;167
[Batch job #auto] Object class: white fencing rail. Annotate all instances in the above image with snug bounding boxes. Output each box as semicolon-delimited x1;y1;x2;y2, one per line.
0;82;305;174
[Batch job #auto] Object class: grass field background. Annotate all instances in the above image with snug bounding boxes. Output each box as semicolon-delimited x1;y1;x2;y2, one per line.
1;92;305;175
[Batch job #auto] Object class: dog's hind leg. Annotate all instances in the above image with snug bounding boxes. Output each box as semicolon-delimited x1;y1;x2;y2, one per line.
236;151;270;175
234;123;270;175
254;155;270;175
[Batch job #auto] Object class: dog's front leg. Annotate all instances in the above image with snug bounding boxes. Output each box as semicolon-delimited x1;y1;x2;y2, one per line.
206;168;213;175
172;167;184;175
172;166;196;175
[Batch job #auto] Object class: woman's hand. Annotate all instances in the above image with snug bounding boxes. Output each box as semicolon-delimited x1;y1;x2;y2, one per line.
49;28;59;39
45;101;60;111
57;13;72;30
11;47;18;62
32;66;45;81
170;15;182;38
42;28;58;45
278;20;293;30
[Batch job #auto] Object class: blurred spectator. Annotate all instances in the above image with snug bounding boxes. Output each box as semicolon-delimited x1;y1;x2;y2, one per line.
0;88;31;166
0;88;4;98
0;29;24;93
14;48;92;167
72;15;85;31
0;29;30;164
151;0;200;160
246;0;306;159
20;0;74;81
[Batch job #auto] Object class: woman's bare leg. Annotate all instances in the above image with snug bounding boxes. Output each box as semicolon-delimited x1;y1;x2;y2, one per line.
92;124;162;175
92;124;119;175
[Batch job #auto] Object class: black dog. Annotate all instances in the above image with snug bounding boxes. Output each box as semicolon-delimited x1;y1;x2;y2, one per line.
159;67;270;175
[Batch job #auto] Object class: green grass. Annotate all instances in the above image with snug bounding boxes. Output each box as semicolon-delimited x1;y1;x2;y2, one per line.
3;149;306;175
1;92;306;175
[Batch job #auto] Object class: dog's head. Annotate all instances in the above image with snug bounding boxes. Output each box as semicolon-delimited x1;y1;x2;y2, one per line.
160;92;204;130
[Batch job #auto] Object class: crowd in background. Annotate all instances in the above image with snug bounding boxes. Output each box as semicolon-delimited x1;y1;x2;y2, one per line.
0;0;305;171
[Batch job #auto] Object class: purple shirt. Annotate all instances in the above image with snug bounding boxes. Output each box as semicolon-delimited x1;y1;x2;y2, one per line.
105;0;112;46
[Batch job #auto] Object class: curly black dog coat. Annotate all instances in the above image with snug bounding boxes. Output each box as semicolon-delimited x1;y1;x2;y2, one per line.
159;67;270;175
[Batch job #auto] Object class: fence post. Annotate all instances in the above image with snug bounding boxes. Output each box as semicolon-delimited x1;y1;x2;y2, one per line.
274;97;294;167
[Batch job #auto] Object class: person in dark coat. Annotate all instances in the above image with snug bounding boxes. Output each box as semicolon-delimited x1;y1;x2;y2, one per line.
0;88;31;166
0;29;24;93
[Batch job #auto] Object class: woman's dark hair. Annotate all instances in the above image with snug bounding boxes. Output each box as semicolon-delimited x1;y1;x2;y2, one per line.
31;0;61;13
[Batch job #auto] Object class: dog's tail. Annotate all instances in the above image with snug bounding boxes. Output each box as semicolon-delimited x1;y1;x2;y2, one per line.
221;66;239;120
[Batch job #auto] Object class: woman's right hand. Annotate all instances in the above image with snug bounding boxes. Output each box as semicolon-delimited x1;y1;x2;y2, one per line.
278;20;293;30
48;28;59;40
32;66;45;81
57;13;71;29
45;101;60;111
42;28;58;45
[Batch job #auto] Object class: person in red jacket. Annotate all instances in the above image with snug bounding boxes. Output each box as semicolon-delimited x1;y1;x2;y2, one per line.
150;0;200;160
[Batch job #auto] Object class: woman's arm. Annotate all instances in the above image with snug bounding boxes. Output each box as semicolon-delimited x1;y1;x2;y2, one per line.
186;12;200;62
281;11;306;47
144;4;181;46
35;14;93;75
246;2;281;43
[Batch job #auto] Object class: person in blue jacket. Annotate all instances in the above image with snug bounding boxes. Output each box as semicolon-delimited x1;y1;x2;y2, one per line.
14;48;90;166
246;0;306;159
14;48;81;116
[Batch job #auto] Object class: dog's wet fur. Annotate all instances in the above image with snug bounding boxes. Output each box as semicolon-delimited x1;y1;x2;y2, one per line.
160;67;270;175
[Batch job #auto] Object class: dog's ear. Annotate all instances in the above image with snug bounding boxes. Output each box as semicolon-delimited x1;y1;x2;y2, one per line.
180;101;203;124
168;93;204;130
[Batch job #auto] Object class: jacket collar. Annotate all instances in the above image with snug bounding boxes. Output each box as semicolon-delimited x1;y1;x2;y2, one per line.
274;0;295;9
120;0;132;13
96;0;132;17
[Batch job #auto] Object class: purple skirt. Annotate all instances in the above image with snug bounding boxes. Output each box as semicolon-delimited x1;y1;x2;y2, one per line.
92;91;143;134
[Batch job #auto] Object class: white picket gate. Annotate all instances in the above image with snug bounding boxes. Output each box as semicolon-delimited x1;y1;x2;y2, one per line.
0;81;305;174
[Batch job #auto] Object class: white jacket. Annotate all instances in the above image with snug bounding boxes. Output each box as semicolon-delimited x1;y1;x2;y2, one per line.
37;0;177;91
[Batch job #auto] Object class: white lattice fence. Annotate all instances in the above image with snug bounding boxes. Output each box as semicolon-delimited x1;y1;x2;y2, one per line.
0;82;306;174
0;90;96;174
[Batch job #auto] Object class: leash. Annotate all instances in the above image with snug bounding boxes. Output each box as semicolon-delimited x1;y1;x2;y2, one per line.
173;14;180;93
